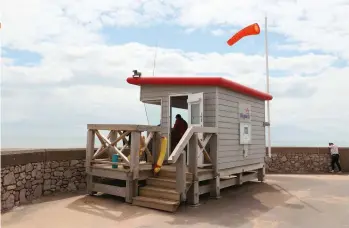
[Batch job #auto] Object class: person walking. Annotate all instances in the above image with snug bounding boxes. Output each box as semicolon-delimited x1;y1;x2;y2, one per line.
329;142;342;173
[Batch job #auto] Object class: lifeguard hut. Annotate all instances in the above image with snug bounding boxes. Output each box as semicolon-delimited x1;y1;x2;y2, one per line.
85;76;273;212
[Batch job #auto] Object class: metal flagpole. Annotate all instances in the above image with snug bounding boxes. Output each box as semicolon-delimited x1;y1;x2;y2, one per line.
265;16;271;158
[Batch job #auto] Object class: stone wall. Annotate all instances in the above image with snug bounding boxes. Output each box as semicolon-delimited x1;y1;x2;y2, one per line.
1;149;87;212
266;147;349;173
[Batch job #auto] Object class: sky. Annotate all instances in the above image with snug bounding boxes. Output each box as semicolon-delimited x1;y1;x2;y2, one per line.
1;0;349;148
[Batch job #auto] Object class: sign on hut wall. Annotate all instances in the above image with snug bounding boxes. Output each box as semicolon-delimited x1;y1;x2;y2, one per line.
238;103;251;122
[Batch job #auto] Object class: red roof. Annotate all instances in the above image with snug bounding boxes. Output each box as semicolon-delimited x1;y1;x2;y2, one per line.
127;77;273;101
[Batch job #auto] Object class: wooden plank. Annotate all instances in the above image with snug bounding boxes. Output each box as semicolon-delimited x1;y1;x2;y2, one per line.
88;167;128;180
197;134;212;163
219;163;264;176
168;127;194;163
218;127;265;135
198;171;214;181
91;160;124;165
176;153;186;202
219;144;265;152
199;184;211;195
218;157;264;170
130;131;141;180
125;179;133;203
140;132;154;162
242;172;258;182
93;131;113;159
188;133;199;206
218;99;265;114
219;147;265;156
152;132;160;166
96;131;130;164
219;139;266;146
218;88;265;109
193;127;217;133
140;85;217;99
220;177;238;189
220;134;264;141
209;134;220;199
108;130;118;158
236;173;243;185
110;131;130;146
218;153;266;163
86;129;95;194
218;116;265;124
87;124;165;132
92;183;126;197
257;167;265;182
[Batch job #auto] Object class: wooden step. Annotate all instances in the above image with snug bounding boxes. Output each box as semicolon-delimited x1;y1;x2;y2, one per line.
146;177;177;189
132;196;180;212
139;186;180;201
146;177;191;190
158;170;193;181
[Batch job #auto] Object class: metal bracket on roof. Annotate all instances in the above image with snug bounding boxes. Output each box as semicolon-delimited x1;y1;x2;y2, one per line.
263;122;270;127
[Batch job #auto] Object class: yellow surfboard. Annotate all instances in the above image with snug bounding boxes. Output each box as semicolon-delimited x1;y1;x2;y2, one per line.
154;137;168;174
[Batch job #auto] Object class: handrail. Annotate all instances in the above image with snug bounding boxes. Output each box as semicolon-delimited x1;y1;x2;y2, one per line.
168;127;194;163
168;126;217;164
87;124;166;132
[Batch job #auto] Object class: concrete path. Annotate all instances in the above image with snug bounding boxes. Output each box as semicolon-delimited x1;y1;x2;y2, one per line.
2;174;349;228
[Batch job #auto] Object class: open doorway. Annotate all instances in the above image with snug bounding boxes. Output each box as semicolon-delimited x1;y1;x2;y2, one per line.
168;95;188;158
168;93;206;167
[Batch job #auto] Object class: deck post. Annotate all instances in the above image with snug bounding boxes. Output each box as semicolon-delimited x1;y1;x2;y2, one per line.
108;130;118;158
237;173;243;185
86;129;95;194
152;132;160;165
176;153;186;202
257;166;265;182
188;133;199;206
209;134;220;199
125;177;133;203
130;131;141;198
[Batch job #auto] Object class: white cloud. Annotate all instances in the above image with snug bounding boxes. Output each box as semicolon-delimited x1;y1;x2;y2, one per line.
2;42;349;147
1;0;349;147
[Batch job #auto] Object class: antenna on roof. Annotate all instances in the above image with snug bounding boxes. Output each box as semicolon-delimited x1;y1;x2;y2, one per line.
142;40;159;126
152;40;159;77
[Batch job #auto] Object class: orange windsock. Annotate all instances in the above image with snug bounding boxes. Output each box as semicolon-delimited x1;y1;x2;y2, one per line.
227;23;260;46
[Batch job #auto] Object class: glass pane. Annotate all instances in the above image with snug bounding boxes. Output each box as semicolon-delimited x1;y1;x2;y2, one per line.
144;102;161;126
190;103;201;124
244;126;249;134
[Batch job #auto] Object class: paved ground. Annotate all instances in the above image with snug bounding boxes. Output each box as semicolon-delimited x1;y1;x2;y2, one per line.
2;174;349;228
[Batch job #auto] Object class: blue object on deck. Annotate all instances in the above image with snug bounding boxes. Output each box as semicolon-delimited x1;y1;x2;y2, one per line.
112;154;119;168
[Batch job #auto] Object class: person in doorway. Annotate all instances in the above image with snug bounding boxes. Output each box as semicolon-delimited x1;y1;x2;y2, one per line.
329;142;342;173
171;114;188;150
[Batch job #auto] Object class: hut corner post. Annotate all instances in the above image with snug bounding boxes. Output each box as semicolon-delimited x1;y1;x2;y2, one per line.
209;134;220;199
126;131;141;203
187;133;199;206
86;129;95;195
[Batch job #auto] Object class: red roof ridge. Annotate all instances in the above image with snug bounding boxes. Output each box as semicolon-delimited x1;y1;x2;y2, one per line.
127;76;273;101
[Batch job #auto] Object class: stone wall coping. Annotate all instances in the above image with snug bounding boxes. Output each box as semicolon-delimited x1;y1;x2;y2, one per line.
1;147;348;167
0;148;96;167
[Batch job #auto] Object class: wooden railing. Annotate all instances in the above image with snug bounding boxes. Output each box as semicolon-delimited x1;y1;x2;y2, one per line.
167;126;218;203
86;124;165;180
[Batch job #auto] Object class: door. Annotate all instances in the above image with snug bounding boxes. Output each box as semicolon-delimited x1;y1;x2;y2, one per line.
187;93;204;167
